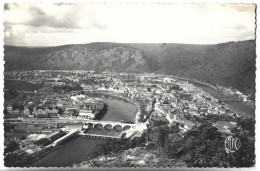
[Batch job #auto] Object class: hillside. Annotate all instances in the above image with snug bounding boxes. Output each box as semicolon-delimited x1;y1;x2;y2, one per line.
4;40;256;94
4;44;160;73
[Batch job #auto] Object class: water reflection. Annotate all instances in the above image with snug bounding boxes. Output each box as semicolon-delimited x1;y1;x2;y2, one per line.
190;81;255;117
31;136;106;167
31;94;137;167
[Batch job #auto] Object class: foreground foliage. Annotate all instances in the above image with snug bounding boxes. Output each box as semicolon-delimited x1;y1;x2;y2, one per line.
83;117;255;167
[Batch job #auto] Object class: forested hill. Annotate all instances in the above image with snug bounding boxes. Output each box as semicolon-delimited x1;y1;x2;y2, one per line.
4;40;256;94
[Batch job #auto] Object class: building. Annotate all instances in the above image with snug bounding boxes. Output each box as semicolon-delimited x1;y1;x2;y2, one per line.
24;107;30;115
188;109;200;116
66;123;83;131
212;121;238;134
65;108;78;116
12;109;20;115
173;114;196;131
46;108;59;114
207;109;218;115
78;109;95;119
36;109;48;115
7;105;13;114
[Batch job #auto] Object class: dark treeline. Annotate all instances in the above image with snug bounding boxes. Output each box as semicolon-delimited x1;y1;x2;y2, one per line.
4;40;256;95
84;116;255;167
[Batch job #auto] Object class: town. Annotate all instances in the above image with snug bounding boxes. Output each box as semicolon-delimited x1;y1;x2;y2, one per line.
4;70;254;167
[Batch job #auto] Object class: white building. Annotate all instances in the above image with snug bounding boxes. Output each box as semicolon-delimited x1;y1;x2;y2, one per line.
79;110;95;119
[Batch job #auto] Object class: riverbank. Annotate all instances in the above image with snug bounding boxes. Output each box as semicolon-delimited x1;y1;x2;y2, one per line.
30;136;107;167
82;90;141;122
167;76;255;117
224;102;255;118
29;92;138;167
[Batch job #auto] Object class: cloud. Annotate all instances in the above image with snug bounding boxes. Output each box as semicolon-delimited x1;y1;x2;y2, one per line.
4;4;10;10
4;3;107;30
29;6;45;15
3;3;256;46
227;4;256;13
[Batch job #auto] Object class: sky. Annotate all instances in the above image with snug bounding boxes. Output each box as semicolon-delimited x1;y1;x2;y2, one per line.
3;3;256;46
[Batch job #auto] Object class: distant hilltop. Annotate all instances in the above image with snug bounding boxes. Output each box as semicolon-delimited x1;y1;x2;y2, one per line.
4;40;256;95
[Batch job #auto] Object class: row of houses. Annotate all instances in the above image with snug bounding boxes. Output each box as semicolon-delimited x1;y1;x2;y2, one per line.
6;105;59;115
7;106;30;115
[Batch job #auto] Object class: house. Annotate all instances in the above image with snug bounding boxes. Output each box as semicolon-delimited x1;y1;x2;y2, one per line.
79;109;95;119
46;109;52;114
52;109;59;114
46;108;58;114
207;109;218;115
36;109;48;115
19;107;30;115
188;109;200;116
7;105;13;114
219;109;226;115
32;107;37;114
146;105;153;113
173;114;195;131
13;109;20;115
162;102;171;110
65;108;78;115
212;121;238;134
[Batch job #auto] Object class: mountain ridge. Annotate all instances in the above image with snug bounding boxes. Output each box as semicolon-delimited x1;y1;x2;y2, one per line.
4;40;256;95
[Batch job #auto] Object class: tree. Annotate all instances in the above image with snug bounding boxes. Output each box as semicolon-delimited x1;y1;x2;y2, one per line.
56;107;64;115
4;89;19;99
237;117;255;137
157;127;167;147
4;108;8;114
4;141;20;155
156;126;169;157
181;123;255;167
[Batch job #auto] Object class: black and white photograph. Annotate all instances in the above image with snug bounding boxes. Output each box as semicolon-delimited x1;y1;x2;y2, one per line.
1;2;257;169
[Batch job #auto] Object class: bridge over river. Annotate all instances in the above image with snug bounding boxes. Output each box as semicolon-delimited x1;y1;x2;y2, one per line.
81;120;136;130
78;132;120;139
62;118;137;131
217;99;243;103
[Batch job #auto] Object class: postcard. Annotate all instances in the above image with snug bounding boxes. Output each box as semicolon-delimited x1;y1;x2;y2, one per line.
2;2;257;169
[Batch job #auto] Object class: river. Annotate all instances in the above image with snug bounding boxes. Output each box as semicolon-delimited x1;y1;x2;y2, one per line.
30;80;254;167
30;94;138;167
190;81;255;117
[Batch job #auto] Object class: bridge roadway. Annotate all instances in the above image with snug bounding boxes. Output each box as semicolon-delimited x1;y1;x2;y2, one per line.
217;99;243;103
78;132;120;139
